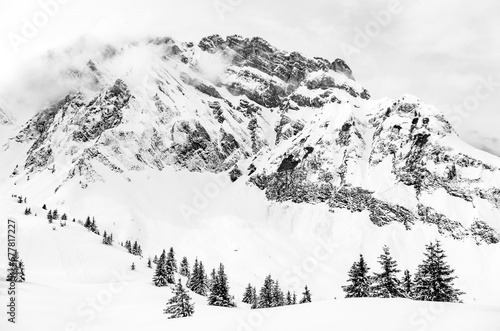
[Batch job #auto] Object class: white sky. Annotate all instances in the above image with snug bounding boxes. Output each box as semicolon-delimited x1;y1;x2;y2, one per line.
0;0;499;149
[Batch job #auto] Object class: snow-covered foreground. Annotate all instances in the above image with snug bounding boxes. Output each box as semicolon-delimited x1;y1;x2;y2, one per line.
1;170;500;330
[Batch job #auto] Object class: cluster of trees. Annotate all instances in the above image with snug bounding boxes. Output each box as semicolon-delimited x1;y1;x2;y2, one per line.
6;249;25;283
84;216;100;235
124;240;142;256
342;241;463;303
242;275;311;309
102;231;114;245
153;248;177;286
24;207;32;215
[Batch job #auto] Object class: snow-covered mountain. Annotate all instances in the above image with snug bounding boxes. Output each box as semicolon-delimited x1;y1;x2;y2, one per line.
1;35;500;330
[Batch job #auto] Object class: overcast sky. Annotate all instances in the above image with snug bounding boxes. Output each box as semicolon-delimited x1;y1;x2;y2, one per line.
0;0;499;151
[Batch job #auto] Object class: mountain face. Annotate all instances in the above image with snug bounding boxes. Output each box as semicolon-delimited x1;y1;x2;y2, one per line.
4;34;500;247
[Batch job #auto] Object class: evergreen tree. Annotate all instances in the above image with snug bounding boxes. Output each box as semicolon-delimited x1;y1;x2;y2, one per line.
342;254;372;298
272;280;285;307
52;209;59;220
180;256;190;278
189;259;208;296
47;210;53;223
167;247;178;272
18;260;25;282
165;247;177;284
42;204;47;210
84;216;92;229
251;287;258;309
148;258;152;268
207;263;236;307
286;291;292;305
153;255;158;264
24;207;31;215
414;241;464;302
258;275;274;308
372;246;403;298
131;262;135;270
401;269;414;299
61;213;67;221
292;292;297;304
299;285;311;304
164;279;194;319
242;283;254;304
153;249;168;287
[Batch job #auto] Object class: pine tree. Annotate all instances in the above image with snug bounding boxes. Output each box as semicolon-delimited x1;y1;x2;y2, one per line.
180;256;190;278
251;287;258;309
153;249;168;287
189;259;208;296
52;209;59;220
84;216;92;229
258;275;274;308
414;241;464;303
102;231;108;244
24;207;31;215
61;213;67;221
42;204;47;210
165;247;177;284
299;285;311;304
131;262;135;270
207;263;236;307
401;269;414;299
286;291;292;305
148;258;152;268
272;280;285;307
242;283;254;304
18;260;25;282
292;292;297;305
342;254;372;298
164;279;194;319
47;210;53;223
372;246;403;298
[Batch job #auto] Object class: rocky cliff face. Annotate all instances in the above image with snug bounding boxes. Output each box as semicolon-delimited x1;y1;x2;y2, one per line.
5;34;500;244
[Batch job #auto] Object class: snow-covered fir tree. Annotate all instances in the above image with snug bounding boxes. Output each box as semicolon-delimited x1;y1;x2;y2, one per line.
165;247;177;284
258;274;274;308
153;249;168;287
242;283;254;304
272;280;285;307
188;259;208;296
342;254;372;298
286;291;292;305
180;256;190;278
401;269;414;299
299;285;311;304
164;279;194;319
413;241;464;302
372;246;403;298
147;258;152;268
207;263;236;307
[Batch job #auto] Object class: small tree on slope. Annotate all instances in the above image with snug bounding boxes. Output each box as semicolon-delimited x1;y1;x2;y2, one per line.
180;256;190;278
401;269;414;299
299;285;311;304
258;275;274;308
372;246;403;298
164;279;194;319
153;249;168;287
242;283;254;304
342;254;372;298
207;263;236;307
413;241;464;303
